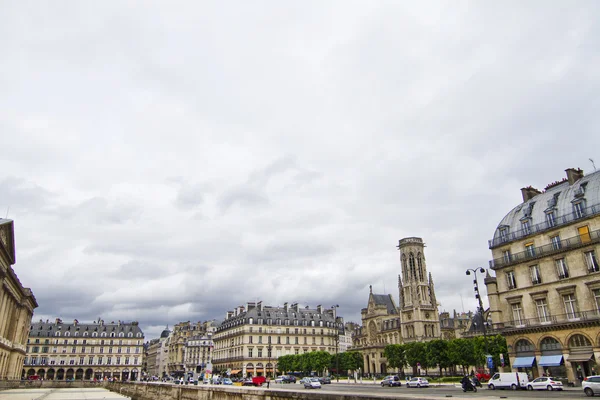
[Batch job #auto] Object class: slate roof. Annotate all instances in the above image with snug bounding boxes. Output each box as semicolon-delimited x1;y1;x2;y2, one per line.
492;169;600;243
29;320;144;338
372;294;398;314
217;304;339;332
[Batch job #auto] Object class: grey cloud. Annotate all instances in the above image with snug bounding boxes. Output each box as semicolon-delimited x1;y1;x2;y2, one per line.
218;186;269;213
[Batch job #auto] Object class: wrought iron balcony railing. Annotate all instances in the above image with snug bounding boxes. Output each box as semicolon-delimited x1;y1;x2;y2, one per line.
492;308;600;331
489;228;600;269
488;202;600;249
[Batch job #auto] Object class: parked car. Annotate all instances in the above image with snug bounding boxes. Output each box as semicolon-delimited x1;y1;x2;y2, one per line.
303;377;322;389
318;376;331;384
407;377;429;388
381;375;401;387
275;376;285;383
476;372;491;382
583;375;600;397
526;376;563;391
222;378;233;385
488;372;529;390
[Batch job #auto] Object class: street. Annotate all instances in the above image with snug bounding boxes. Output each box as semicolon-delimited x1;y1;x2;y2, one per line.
268;382;584;399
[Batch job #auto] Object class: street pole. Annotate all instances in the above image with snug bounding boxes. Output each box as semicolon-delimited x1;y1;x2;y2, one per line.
332;305;340;382
466;267;492;374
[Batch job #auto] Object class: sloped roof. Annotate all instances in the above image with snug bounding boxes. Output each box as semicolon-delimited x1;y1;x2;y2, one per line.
372;294;398;314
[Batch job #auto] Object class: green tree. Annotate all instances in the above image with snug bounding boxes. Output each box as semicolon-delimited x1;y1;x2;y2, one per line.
447;338;476;374
277;355;294;374
426;340;450;375
310;351;332;375
404;342;427;373
384;344;407;371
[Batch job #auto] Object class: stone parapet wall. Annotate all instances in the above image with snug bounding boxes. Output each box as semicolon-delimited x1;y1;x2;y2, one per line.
0;380;108;390
107;382;388;400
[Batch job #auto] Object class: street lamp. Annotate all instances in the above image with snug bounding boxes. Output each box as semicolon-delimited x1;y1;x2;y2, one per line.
465;267;492;373
266;336;272;379
332;305;340;382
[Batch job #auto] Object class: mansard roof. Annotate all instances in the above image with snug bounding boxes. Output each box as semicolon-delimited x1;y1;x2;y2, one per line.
491;169;600;245
371;294;398;314
29;320;144;338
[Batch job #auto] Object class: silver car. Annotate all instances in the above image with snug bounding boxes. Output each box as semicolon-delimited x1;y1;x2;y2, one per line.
407;377;429;388
584;375;600;397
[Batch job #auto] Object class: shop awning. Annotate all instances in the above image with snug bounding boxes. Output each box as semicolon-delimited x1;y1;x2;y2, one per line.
229;370;241;374
538;355;563;367
511;356;535;368
567;353;594;362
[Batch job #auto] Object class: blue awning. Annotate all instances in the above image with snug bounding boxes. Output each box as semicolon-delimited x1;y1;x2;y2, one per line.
512;356;535;368
539;355;563;367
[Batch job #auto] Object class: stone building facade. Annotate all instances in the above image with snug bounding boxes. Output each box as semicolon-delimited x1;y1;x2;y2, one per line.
145;326;171;379
0;218;37;380
167;321;215;377
184;333;213;378
486;168;600;383
212;302;343;377
24;318;144;381
352;237;441;375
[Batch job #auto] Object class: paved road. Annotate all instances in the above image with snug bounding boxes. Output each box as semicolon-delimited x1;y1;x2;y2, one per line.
0;387;130;400
269;382;583;399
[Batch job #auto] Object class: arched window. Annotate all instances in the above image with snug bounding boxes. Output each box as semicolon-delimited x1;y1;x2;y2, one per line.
101;332;106;337
83;332;88;337
92;332;97;337
401;254;407;281
569;334;592;348
65;332;70;337
417;253;424;282
540;337;561;351
110;333;115;338
409;253;416;280
119;332;124;338
248;318;253;325
515;339;534;352
128;333;133;338
136;333;142;338
55;332;61;337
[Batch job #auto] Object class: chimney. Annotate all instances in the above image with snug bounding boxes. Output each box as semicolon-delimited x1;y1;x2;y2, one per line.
55;318;62;325
291;303;299;312
227;311;234;319
247;302;256;311
283;302;288;312
73;319;78;326
565;168;584;185
520;186;541;202
257;301;262;311
317;305;323;314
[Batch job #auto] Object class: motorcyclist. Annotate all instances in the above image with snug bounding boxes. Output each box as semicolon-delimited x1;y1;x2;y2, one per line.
461;375;474;391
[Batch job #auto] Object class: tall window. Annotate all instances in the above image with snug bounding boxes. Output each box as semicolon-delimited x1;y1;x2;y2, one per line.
555;258;569;279
503;250;511;264
525;242;536;258
551;235;561;250
584;251;599;272
248;348;252;357
574;202;585;219
409;253;416;279
506;271;517;289
499;227;509;242
546;211;556;228
536;299;550;323
257;348;263;357
522;220;532;235
512;303;524;325
530;265;542;285
563;294;579;319
593;289;600;313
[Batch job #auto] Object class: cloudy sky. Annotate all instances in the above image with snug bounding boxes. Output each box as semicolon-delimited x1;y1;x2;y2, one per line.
2;1;600;339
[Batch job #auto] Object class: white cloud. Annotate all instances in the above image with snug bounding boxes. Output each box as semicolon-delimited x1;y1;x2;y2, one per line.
2;1;600;340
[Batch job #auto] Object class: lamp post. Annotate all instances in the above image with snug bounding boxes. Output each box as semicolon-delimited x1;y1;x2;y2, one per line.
267;336;272;379
466;267;492;373
332;305;340;382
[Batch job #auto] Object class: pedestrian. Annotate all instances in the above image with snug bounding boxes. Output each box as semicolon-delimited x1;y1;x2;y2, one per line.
267;377;270;389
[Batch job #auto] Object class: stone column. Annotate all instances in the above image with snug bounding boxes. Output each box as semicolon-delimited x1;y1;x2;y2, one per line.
535;352;544;378
0;292;8;336
563;351;575;383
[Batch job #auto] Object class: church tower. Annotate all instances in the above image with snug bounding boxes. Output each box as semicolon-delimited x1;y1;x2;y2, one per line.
397;237;441;342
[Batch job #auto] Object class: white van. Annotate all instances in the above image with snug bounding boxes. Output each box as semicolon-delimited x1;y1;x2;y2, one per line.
488;372;529;390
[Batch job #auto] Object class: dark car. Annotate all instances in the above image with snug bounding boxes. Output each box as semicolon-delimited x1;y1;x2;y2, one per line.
287;375;297;383
381;375;401;387
318;376;331;384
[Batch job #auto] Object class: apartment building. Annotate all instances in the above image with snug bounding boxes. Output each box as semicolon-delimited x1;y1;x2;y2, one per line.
486;168;600;383
0;218;37;380
24;318;144;381
212;302;344;377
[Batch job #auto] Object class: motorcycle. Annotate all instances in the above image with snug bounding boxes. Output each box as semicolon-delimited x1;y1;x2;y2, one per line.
462;379;478;393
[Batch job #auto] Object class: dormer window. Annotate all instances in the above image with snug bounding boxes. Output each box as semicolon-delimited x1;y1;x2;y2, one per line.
499;226;509;242
522;219;532;235
573;200;586;219
545;210;556;228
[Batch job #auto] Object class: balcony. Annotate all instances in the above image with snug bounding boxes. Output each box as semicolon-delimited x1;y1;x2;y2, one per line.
489;228;600;269
492;309;600;332
489;202;600;249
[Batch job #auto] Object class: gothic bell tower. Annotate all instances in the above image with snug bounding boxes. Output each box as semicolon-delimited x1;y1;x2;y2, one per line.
397;237;440;342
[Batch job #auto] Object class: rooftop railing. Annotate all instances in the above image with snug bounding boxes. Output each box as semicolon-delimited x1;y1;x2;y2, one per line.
489;228;600;269
492;308;600;331
488;202;600;249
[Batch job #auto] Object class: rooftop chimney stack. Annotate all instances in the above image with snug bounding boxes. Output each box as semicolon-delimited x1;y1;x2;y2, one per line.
565;168;584;185
521;186;542;202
